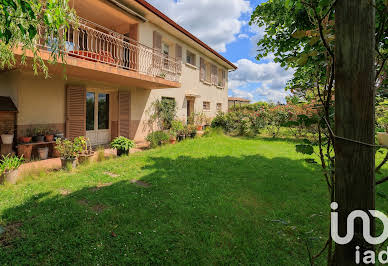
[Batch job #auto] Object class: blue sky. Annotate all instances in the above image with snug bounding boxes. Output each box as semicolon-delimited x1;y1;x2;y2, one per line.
148;0;294;103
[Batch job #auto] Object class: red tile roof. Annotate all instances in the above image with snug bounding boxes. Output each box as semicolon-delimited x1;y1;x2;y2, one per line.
134;0;237;70
228;97;251;102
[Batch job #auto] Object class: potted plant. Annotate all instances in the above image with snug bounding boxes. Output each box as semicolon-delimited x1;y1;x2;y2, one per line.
32;128;45;142
110;136;135;156
55;138;80;169
0;122;14;145
37;147;49;160
17;143;33;162
170;120;184;144
187;124;197;138
44;128;55;142
54;130;65;140
76;136;94;163
19;128;33;144
0;155;24;184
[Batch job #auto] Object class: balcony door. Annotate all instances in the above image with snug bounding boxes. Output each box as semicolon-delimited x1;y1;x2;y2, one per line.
86;90;111;146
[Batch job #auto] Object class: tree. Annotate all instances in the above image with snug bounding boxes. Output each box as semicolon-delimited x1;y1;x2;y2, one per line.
251;0;386;264
0;0;76;76
334;1;376;264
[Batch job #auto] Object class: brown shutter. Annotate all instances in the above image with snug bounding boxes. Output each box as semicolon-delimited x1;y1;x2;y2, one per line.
153;31;162;68
211;64;218;85
200;57;205;81
66;86;86;140
222;69;226;88
119;91;131;138
175;44;182;73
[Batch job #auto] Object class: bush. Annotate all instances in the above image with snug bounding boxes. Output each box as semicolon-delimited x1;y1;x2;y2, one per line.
211;112;228;130
170;120;185;137
110;136;135;151
0;155;24;173
146;131;170;148
55;136;88;159
203;127;224;137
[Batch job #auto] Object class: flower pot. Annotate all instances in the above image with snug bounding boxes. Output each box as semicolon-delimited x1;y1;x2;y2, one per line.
1;134;14;145
55;133;64;139
177;135;185;142
117;149;129;157
170;138;176;144
51;144;61;158
18;145;32;162
196;125;203;131
377;132;388;147
19;136;32;144
4;169;20;185
45;135;54;142
33;136;45;143
37;147;49;160
61;157;77;169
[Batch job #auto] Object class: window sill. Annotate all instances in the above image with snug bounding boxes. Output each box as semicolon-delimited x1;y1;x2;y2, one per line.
202;81;212;86
216;85;224;89
185;63;198;70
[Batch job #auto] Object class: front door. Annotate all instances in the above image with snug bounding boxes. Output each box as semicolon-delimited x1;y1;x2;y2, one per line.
86;90;111;146
187;98;194;124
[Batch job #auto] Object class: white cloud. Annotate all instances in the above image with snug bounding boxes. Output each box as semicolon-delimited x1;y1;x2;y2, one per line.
230;88;254;101
228;59;294;103
238;33;249;39
147;0;251;52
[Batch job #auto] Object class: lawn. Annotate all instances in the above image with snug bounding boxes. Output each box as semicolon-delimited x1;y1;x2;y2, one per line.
1;134;387;265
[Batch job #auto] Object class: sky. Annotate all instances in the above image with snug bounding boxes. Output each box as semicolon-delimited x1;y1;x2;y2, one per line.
148;0;295;103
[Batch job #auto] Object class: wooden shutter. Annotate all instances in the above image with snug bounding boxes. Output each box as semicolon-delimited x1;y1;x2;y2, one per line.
211;65;218;85
153;31;162;68
200;57;205;81
119;91;131;138
175;44;182;73
222;69;226;88
66;86;86;140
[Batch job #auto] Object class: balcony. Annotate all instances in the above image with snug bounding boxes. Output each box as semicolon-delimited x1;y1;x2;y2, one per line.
16;17;181;89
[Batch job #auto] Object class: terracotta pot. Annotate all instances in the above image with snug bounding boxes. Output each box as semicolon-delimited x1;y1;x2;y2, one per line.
18;145;32;161
196;125;203;131
45;135;54;142
1;134;14;145
61;158;77;169
170;138;176;144
51;145;61;158
37;147;49;160
19;136;32;143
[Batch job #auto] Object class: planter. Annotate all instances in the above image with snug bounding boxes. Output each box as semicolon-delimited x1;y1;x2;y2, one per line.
51;144;60;158
55;133;64;139
4;170;20;185
169;138;177;144
377;132;388;147
37;147;49;160
1;134;14;145
78;152;95;164
17;145;32;161
61;157;77;169
177;135;185;142
45;135;54;142
190;132;197;138
33;135;45;143
19;136;32;144
117;149;129;157
196;125;203;131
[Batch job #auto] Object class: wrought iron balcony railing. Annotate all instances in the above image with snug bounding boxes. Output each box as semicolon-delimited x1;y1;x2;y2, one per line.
37;17;181;83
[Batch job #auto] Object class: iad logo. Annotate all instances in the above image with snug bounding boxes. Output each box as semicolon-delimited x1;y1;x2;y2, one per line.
331;202;388;264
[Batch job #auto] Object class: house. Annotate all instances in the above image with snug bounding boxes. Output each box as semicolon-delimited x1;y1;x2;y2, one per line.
228;97;251;109
0;0;237;147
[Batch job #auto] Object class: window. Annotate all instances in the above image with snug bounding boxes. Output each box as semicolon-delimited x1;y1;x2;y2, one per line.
162;43;169;68
162;96;175;103
203;101;211;111
86;92;95;131
218;69;223;87
186;50;196;66
205;62;211;83
98;93;110;130
216;103;222;112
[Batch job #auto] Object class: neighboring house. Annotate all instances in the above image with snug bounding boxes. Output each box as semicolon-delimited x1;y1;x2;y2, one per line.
228;97;251;109
0;0;236;146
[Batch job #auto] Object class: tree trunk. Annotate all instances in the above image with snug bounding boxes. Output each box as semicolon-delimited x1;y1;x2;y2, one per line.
334;0;376;265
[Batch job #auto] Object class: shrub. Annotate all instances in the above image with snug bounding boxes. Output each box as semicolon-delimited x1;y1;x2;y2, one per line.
146;131;170;148
0;154;24;173
170;120;185;137
203;127;224;137
148;98;177;130
110;136;135;151
211;112;228;130
55;136;88;159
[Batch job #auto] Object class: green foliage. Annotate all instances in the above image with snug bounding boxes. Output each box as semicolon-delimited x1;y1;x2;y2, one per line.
146;131;170;149
55;136;87;159
110;137;135;151
295;144;314;155
170;120;185;137
0;0;77;76
0;154;24;173
203;127;224;137
148;98;177;130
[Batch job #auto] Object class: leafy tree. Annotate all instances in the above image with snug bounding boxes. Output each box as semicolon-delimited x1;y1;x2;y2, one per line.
0;0;76;76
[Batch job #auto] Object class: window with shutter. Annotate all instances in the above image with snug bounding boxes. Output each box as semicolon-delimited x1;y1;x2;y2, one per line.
200;57;205;81
222;69;226;88
153;31;162;68
186;50;196;66
211;65;218;85
66;86;86;140
175;44;182;73
119;91;131;138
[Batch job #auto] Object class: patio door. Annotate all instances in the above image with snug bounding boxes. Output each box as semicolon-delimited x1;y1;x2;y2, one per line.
86;90;111;146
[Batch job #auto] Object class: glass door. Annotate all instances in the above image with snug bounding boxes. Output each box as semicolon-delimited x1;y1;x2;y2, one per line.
86;90;111;146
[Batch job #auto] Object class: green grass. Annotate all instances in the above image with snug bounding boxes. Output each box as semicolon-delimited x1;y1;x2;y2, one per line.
0;134;387;265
